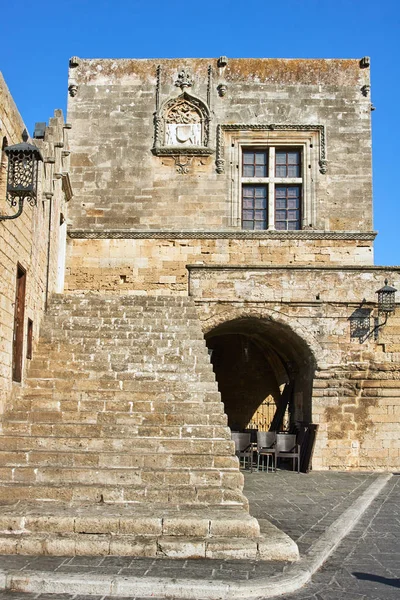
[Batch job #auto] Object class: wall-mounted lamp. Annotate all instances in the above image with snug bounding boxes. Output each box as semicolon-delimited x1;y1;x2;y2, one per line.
0;129;43;221
350;280;397;343
376;279;397;316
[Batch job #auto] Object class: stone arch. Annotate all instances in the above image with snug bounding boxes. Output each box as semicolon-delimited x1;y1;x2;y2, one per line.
201;305;323;365
202;307;318;433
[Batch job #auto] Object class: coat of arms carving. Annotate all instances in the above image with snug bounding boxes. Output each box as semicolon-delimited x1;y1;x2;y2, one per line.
165;101;201;146
152;67;214;173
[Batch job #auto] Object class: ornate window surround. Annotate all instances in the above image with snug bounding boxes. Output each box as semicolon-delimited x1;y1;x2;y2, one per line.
216;124;326;228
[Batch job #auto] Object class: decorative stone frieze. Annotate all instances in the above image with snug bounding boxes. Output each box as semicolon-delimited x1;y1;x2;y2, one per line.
216;123;327;174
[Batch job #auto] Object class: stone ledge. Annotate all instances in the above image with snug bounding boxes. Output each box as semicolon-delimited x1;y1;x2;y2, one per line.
68;229;377;240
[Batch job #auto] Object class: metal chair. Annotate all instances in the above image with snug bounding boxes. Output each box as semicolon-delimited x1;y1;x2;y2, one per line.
256;431;277;472
231;432;253;472
276;433;300;473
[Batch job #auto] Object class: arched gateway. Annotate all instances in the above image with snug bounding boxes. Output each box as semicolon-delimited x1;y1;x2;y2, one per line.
202;311;318;448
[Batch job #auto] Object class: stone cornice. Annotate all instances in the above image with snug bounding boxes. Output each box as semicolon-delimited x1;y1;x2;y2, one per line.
186;264;400;271
67;229;377;241
216;123;327;174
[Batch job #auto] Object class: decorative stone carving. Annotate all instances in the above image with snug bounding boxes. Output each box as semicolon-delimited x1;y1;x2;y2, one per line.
68;230;377;241
207;65;212;107
174;155;193;174
319;159;328;174
216;123;327;174
175;69;194;90
217;56;228;68
152;67;214;171
155;65;161;111
217;83;227;97
165;101;201;146
69;56;80;68
359;56;370;68
68;84;78;97
361;84;370;97
152;92;213;165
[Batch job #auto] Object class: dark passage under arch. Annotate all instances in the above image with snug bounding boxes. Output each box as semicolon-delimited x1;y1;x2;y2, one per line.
205;317;316;434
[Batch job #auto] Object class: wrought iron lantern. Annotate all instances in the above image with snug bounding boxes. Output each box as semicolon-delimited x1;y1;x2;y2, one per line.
0;129;43;221
376;279;397;315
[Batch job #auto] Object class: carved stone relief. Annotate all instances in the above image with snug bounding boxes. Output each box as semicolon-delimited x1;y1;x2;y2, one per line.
152;66;213;173
165;101;201;146
216;123;327;174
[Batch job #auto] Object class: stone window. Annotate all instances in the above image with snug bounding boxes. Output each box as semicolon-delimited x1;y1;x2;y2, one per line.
241;148;302;230
218;125;325;229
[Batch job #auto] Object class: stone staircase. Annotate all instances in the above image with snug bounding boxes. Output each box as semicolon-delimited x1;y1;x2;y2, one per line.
0;294;296;560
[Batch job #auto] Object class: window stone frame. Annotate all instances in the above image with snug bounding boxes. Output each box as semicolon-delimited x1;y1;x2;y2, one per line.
216;124;326;229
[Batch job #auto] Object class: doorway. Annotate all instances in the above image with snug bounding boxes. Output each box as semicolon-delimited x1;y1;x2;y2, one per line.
12;264;27;382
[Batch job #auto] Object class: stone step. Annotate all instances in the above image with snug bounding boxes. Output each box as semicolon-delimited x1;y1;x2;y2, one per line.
0;449;237;470
24;380;218;394
6;396;223;416
0;502;259;536
2;401;226;416
52;292;192;306
40;329;205;341
0;483;246;506
50;317;199;326
0;502;281;560
42;317;200;336
1;409;227;427
0;464;243;488
0;421;231;439
25;366;215;381
16;389;221;403
0;436;235;456
29;354;208;369
0;293;263;558
35;339;207;351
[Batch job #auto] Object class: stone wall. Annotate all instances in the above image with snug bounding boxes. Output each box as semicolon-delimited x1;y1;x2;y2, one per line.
65;234;374;294
0;73;72;417
66;57;373;240
189;265;400;471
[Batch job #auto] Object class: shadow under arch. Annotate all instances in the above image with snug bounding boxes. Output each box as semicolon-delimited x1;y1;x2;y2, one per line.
205;315;316;433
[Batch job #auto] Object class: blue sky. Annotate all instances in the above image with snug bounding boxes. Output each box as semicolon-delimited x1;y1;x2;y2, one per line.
1;0;399;265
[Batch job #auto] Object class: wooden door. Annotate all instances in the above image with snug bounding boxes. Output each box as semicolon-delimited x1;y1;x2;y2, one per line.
12;264;26;382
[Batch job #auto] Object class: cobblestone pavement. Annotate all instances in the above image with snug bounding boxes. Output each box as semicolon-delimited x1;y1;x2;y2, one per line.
0;471;395;599
283;474;400;600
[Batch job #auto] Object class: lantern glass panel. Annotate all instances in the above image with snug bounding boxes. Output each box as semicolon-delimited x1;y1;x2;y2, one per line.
378;290;395;313
7;150;35;196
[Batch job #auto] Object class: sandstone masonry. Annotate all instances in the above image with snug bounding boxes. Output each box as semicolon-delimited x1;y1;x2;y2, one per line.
0;57;398;561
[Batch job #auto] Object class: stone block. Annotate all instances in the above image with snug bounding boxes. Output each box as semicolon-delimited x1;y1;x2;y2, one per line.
156;537;206;559
162;517;209;537
109;537;157;556
119;517;162;535
45;536;76;556
75;535;110;556
210;516;260;538
205;538;258;559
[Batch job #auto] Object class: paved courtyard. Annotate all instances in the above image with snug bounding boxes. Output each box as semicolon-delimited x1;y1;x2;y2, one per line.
0;471;398;599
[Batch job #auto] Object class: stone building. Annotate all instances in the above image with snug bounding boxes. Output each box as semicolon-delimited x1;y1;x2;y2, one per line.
65;56;399;471
0;73;72;417
0;57;399;558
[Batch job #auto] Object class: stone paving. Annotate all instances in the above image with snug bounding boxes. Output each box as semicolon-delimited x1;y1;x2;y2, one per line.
284;474;400;600
0;470;383;595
